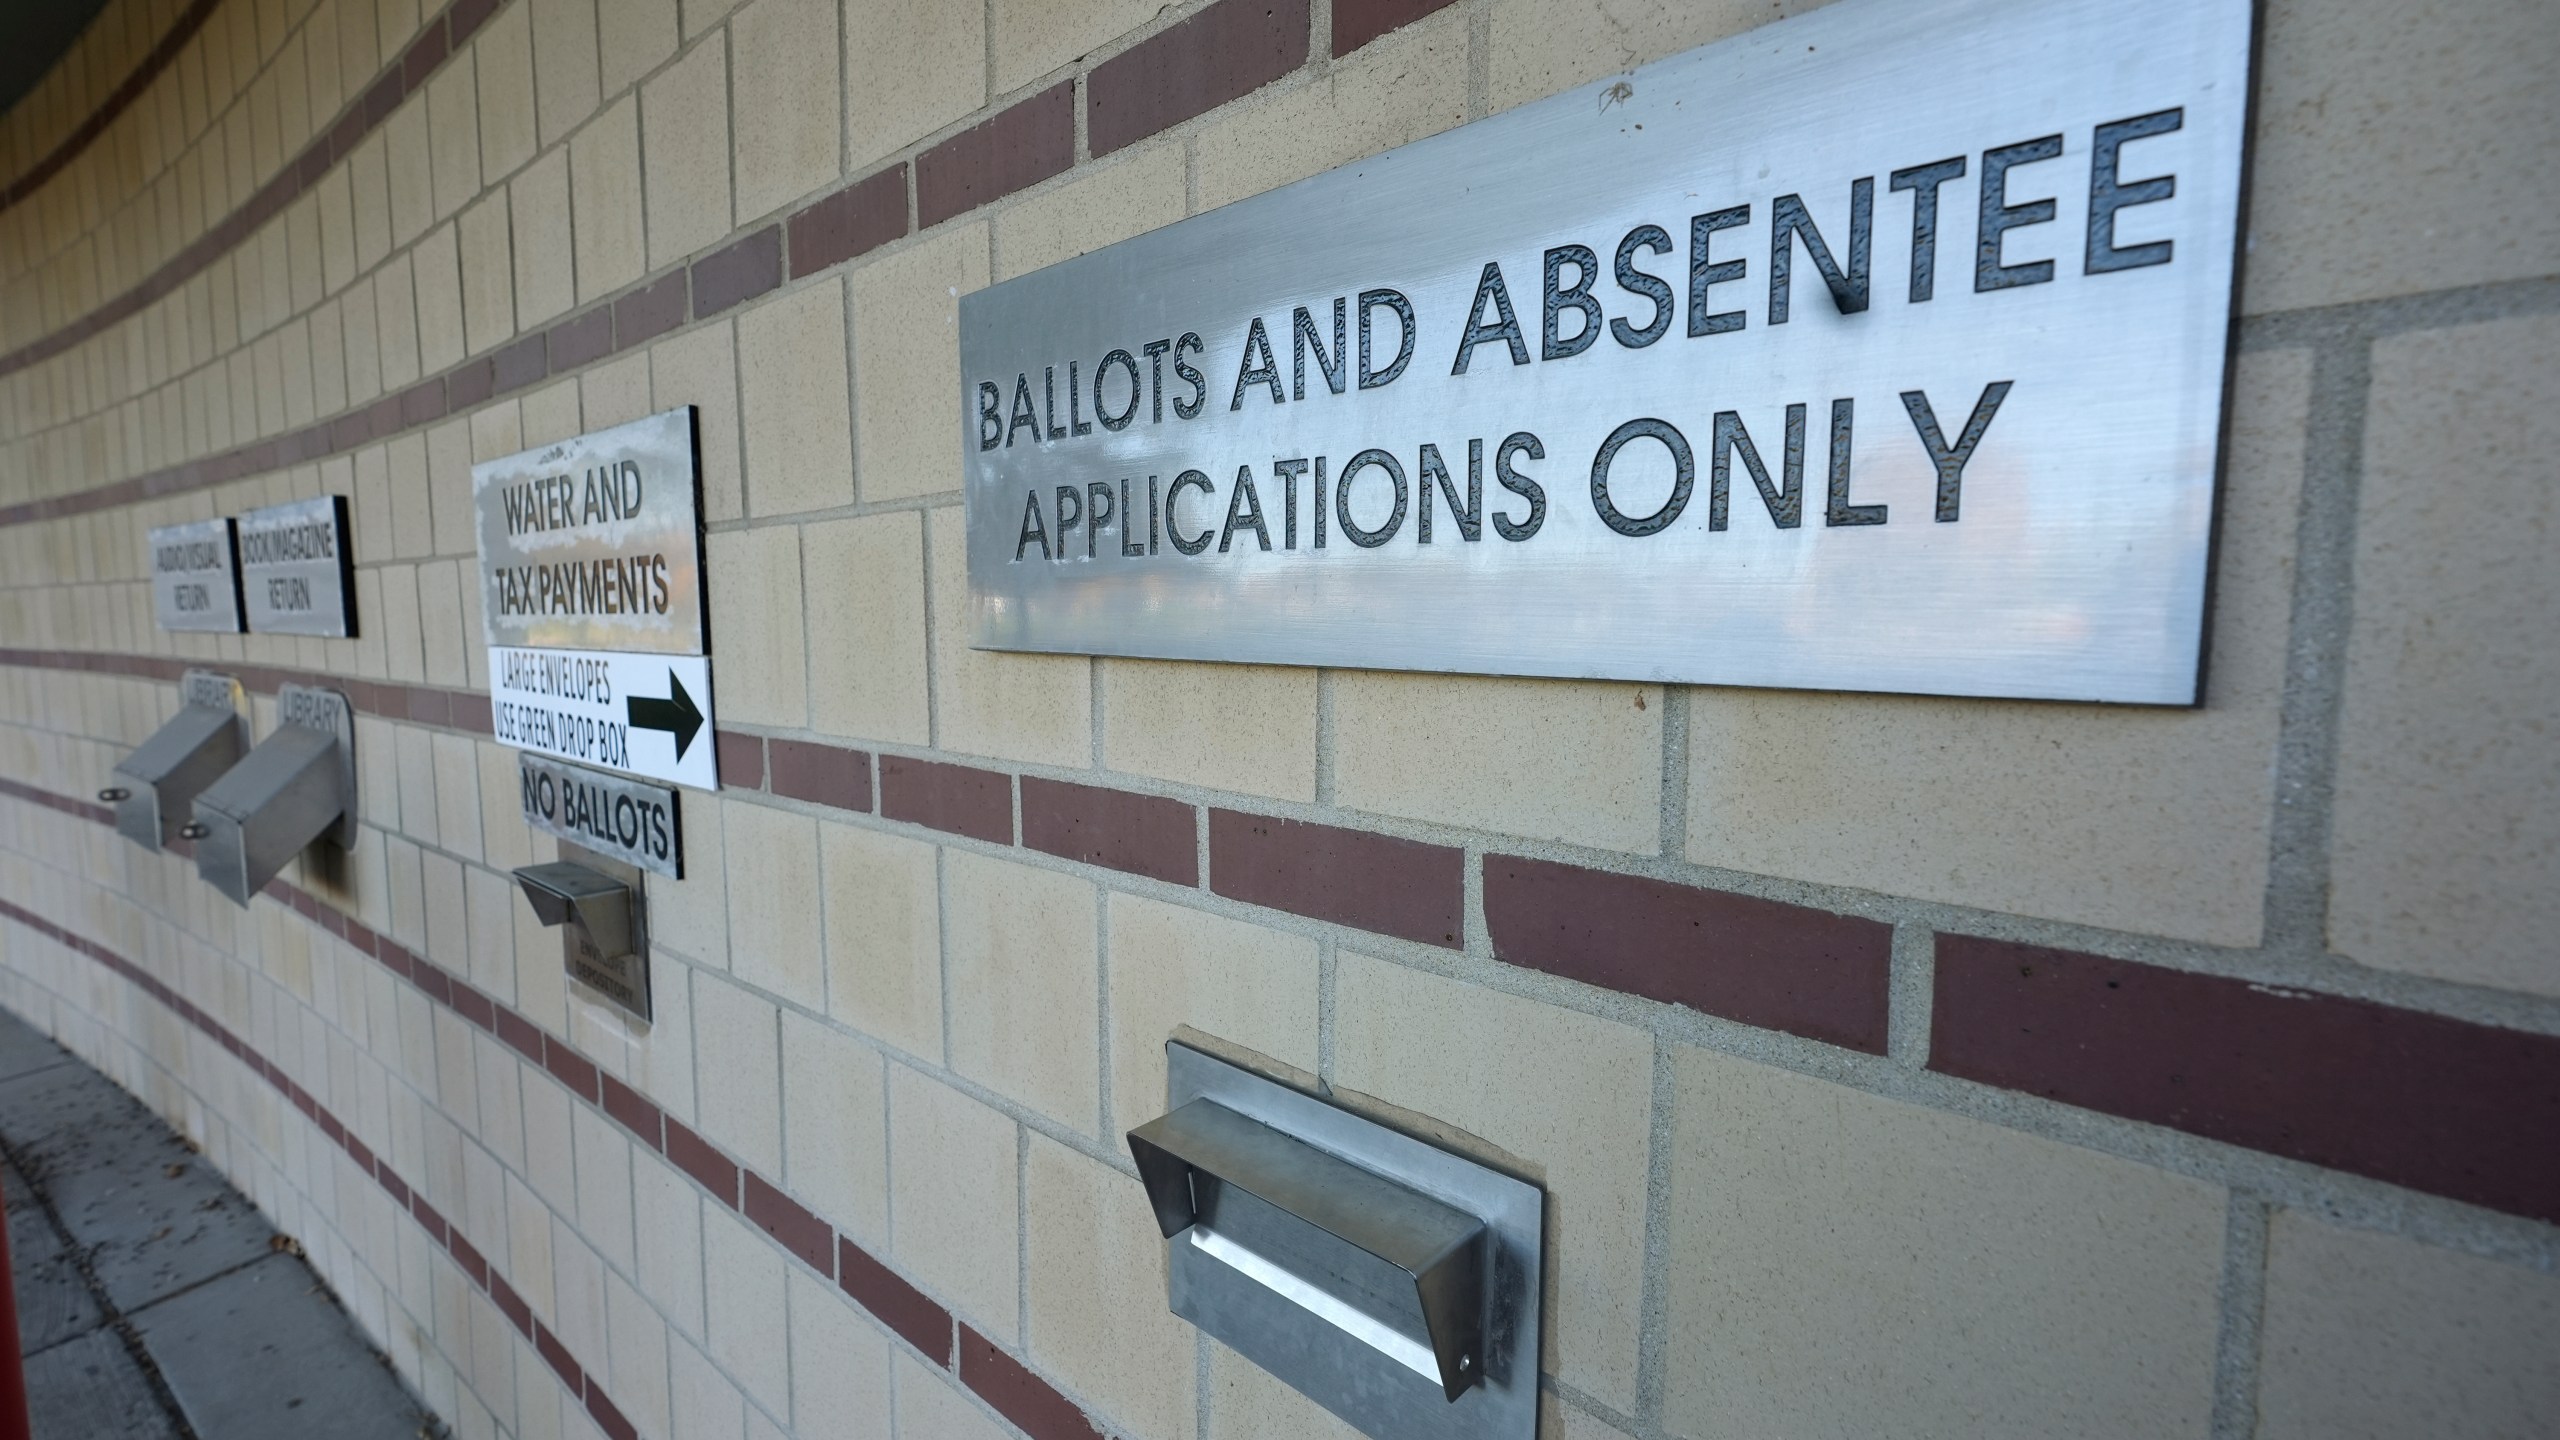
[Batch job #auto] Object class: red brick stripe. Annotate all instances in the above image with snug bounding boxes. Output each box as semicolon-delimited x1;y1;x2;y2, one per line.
839;1237;954;1364
1931;933;2560;1226
768;738;875;814
0;146;898;530
489;1274;532;1334
0;0;1362;540
1483;855;1892;1053
714;730;767;789
917;82;1074;228
0;890;632;1438
0;648;491;737
586;1387;639;1440
411;1195;448;1246
543;1037;604;1103
1330;0;1459;57
0;0;226;212
880;755;1014;844
534;1325;582;1390
745;1172;837;1273
959;1325;1106;1440
1020;777;1197;885
789;164;910;279
1087;0;1311;156
1208;809;1463;948
665;1117;744;1208
0;0;488;381
690;226;784;317
614;271;691;349
495;1008;546;1064
47;653;2558;1232
450;1234;489;1287
0;784;1115;1439
600;1072;666;1149
546;307;616;372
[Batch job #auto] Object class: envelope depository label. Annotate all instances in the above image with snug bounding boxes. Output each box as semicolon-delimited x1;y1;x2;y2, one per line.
568;925;652;1019
238;495;356;637
962;0;2252;705
518;753;682;877
148;519;242;632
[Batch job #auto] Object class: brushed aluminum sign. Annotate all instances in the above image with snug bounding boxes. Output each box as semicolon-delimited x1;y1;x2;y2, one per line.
961;0;2251;704
238;495;356;637
518;753;683;878
148;518;243;632
472;408;705;655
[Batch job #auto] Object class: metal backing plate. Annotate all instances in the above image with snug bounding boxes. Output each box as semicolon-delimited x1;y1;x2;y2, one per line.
1162;1044;1542;1440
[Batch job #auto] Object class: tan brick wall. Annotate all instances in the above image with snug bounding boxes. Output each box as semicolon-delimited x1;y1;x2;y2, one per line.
0;1;2553;1439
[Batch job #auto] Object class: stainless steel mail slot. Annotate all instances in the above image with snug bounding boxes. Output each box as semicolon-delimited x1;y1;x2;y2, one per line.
514;861;634;958
514;858;652;1022
191;685;356;906
103;671;244;850
1127;1044;1542;1440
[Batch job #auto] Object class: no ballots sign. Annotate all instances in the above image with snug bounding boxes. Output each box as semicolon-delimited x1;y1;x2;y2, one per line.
519;752;682;878
491;647;716;791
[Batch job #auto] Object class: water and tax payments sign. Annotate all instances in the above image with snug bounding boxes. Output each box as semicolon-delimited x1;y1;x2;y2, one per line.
961;0;2252;705
472;408;720;791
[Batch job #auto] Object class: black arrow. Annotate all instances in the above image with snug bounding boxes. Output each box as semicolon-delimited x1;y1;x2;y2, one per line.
626;669;704;760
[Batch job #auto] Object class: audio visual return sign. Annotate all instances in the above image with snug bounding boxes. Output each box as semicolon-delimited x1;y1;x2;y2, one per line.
960;0;2252;705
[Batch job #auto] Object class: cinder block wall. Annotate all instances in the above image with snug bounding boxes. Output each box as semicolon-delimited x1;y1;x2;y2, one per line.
0;1;2555;1437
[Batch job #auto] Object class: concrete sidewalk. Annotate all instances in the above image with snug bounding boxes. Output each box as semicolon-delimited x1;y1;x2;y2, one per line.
0;1008;435;1440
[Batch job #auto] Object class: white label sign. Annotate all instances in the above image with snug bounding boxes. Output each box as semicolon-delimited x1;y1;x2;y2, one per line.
488;646;718;791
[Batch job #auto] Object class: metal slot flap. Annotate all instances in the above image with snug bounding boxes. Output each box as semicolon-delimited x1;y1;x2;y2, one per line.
1129;1097;1485;1400
108;700;243;850
512;861;635;960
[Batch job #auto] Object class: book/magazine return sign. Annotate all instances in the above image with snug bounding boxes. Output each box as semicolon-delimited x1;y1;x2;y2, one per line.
961;0;2251;705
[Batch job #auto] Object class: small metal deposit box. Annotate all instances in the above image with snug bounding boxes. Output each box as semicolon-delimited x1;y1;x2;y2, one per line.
1126;1044;1543;1440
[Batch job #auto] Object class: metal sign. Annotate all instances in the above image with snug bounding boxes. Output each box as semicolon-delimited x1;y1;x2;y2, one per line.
148;519;243;632
178;669;243;711
473;408;720;792
960;0;2251;705
517;753;684;878
237;496;357;637
473;408;706;655
488;646;717;791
